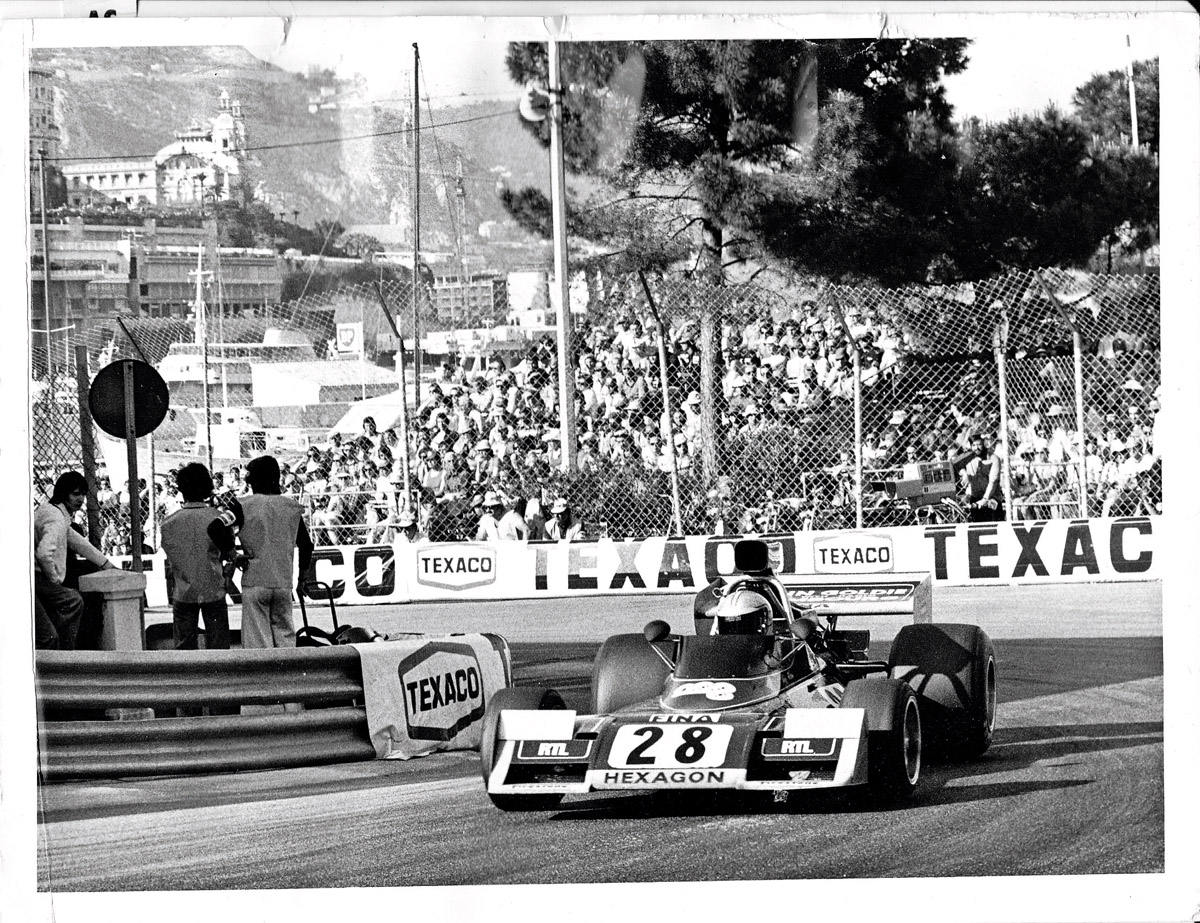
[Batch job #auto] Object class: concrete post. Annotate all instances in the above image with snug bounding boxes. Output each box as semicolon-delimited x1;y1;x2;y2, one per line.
79;570;147;651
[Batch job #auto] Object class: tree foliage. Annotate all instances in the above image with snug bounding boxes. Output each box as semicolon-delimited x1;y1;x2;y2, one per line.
338;232;385;258
950;107;1158;278
505;39;1159;285
504;39;972;283
1072;58;1159;152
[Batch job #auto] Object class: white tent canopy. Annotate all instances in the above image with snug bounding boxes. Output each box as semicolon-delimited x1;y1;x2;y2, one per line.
327;390;408;437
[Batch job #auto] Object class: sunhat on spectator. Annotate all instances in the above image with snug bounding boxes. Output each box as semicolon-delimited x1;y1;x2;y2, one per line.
1046;404;1067;417
543;430;562;443
483;491;504;509
686;390;701;406
397;510;416;527
889;410;907;425
551;498;569;514
1122;379;1143;392
674;433;688;446
744;401;761;417
1110;439;1127;453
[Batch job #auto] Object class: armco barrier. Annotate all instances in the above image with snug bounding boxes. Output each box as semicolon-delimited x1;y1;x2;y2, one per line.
36;647;375;781
36;634;513;780
40;709;375;780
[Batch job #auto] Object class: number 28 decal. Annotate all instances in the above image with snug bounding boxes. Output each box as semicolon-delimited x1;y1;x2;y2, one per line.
608;724;733;769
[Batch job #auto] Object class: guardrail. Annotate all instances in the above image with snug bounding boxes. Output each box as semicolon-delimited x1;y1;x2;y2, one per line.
36;648;376;780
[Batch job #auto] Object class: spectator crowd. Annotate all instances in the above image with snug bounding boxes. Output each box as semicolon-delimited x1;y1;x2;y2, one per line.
64;286;1161;550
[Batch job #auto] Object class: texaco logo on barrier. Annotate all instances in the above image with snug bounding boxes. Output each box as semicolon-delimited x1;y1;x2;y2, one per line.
397;641;486;741
415;542;498;590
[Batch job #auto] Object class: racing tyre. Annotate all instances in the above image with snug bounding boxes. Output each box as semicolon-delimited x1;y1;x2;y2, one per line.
480;687;567;813
888;623;997;760
841;677;922;802
590;633;674;714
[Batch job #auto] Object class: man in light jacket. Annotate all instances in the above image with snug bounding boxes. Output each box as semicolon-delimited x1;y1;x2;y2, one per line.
33;471;115;649
238;455;314;649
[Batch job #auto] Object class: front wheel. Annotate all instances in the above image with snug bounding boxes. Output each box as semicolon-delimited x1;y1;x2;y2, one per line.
842;677;922;802
480;686;566;813
889;623;997;760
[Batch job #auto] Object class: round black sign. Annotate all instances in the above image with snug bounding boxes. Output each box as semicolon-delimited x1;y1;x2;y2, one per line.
88;359;170;438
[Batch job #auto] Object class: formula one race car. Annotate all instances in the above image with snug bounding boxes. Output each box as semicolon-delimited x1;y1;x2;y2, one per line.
480;539;996;811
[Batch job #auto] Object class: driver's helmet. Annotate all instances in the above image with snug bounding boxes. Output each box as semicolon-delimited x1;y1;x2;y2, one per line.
713;587;773;636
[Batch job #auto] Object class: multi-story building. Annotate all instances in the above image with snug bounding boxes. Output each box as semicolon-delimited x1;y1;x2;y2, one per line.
29;65;62;213
429;273;509;324
30;216;283;345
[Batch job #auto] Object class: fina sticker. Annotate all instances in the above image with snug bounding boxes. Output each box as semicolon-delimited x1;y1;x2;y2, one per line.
415;543;498;590
812;533;894;573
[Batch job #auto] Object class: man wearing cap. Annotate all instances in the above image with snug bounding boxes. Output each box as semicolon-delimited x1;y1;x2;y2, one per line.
957;434;1003;522
546;497;583;541
238;455;314;650
475;491;506;541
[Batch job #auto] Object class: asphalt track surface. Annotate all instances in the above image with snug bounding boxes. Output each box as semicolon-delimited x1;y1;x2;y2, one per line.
36;582;1163;889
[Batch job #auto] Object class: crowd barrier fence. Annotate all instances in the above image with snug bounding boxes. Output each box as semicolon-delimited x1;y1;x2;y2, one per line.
30;268;1160;549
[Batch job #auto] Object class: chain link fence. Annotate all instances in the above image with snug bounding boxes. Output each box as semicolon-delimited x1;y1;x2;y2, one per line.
30;268;1160;549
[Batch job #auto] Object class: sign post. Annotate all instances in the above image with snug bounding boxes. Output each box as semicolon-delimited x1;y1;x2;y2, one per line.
89;360;169;573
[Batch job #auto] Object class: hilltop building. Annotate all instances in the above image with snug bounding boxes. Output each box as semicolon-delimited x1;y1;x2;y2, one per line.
60;88;247;209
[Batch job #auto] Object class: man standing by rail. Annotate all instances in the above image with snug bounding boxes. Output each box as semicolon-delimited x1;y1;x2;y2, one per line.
33;471;115;649
238;455;314;649
158;463;235;650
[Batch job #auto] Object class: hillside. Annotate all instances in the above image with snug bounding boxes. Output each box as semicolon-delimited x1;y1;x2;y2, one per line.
32;45;551;250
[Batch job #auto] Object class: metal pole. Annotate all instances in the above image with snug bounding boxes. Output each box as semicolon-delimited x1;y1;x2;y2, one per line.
827;288;862;529
122;360;143;572
374;282;412;506
1126;35;1139;150
1037;272;1089;518
410;44;422;412
193;245;214;472
549;38;576;473
38;148;53;379
853;349;863;530
994;310;1013;521
75;338;101;546
1072;328;1087;516
214;235;228;409
639;271;683;535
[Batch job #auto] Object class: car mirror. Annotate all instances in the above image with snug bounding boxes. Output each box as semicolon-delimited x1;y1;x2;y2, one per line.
643;620;671;643
790;617;818;642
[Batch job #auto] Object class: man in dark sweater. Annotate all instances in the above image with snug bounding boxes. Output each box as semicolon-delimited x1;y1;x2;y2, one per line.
159;463;236;650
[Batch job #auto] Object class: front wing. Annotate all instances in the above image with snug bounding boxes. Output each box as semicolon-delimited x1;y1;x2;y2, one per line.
487;707;870;796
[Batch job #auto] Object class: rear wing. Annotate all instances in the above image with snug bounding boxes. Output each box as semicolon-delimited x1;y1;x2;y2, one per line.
780;573;932;624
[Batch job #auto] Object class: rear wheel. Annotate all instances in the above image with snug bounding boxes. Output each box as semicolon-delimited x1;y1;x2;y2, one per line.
480;687;566;812
842;677;922;801
888;623;997;760
590;633;673;714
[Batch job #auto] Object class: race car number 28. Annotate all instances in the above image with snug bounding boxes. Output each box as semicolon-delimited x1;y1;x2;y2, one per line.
607;724;734;769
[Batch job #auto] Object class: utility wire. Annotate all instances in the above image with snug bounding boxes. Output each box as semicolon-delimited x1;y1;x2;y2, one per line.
45;108;515;164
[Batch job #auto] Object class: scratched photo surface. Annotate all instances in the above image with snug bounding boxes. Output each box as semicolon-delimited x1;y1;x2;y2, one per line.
5;7;1196;923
